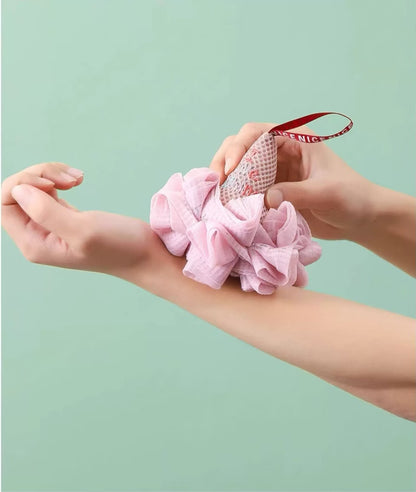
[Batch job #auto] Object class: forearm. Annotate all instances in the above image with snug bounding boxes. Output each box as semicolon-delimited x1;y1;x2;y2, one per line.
348;184;416;276
119;249;416;420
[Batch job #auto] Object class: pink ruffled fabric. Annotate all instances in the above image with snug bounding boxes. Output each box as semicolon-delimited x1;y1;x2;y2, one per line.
149;168;321;294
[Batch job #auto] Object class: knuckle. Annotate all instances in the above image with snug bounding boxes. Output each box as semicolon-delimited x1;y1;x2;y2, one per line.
40;162;61;175
26;162;63;175
222;135;235;145
240;122;256;133
25;163;45;174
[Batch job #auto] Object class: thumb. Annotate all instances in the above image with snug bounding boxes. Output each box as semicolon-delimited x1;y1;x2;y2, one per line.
265;180;323;210
11;184;81;239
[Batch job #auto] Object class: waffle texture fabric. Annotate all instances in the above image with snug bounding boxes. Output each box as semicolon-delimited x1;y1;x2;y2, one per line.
149;133;321;294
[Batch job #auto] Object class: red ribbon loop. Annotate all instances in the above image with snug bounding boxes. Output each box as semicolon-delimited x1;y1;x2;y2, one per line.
268;111;353;143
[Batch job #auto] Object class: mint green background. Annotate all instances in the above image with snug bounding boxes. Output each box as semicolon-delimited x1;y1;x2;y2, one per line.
2;0;415;490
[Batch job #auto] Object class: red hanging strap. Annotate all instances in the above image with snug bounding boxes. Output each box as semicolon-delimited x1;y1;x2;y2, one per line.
268;111;353;143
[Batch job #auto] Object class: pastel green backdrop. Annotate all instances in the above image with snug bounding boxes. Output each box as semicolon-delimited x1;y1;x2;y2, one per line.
2;0;415;490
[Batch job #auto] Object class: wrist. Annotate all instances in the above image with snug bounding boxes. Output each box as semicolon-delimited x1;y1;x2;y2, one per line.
344;182;386;244
113;247;187;299
345;182;416;253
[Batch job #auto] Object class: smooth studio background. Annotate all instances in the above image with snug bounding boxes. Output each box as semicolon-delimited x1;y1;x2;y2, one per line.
2;0;415;490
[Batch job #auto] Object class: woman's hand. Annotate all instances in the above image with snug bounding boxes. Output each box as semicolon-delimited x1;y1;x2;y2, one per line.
210;122;376;240
1;162;169;281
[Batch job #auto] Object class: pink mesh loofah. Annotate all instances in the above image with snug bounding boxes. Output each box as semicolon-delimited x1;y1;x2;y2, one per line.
149;112;353;294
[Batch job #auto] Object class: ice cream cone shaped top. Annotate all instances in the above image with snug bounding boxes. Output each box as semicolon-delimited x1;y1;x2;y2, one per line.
219;133;278;205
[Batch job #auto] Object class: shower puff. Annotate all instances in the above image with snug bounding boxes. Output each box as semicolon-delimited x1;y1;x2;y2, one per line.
149;138;321;294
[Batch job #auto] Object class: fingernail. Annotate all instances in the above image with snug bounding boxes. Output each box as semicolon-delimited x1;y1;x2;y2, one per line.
266;189;283;208
224;158;233;175
66;167;84;178
60;172;77;182
11;185;33;207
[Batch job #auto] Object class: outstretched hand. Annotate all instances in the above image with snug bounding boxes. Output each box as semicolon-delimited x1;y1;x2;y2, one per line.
1;162;168;279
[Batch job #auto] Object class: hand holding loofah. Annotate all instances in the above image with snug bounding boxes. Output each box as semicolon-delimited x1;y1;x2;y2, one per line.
149;112;353;294
150;133;322;294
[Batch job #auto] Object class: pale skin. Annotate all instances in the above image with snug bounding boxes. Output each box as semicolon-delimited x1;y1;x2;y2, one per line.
2;123;415;421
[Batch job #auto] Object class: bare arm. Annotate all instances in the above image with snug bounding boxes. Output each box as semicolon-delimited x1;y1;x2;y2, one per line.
347;184;416;276
120;248;416;422
3;163;414;422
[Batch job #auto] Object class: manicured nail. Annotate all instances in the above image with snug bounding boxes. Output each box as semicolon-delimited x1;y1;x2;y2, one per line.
66;167;84;178
11;185;33;207
266;189;283;208
60;172;77;182
224;158;233;175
